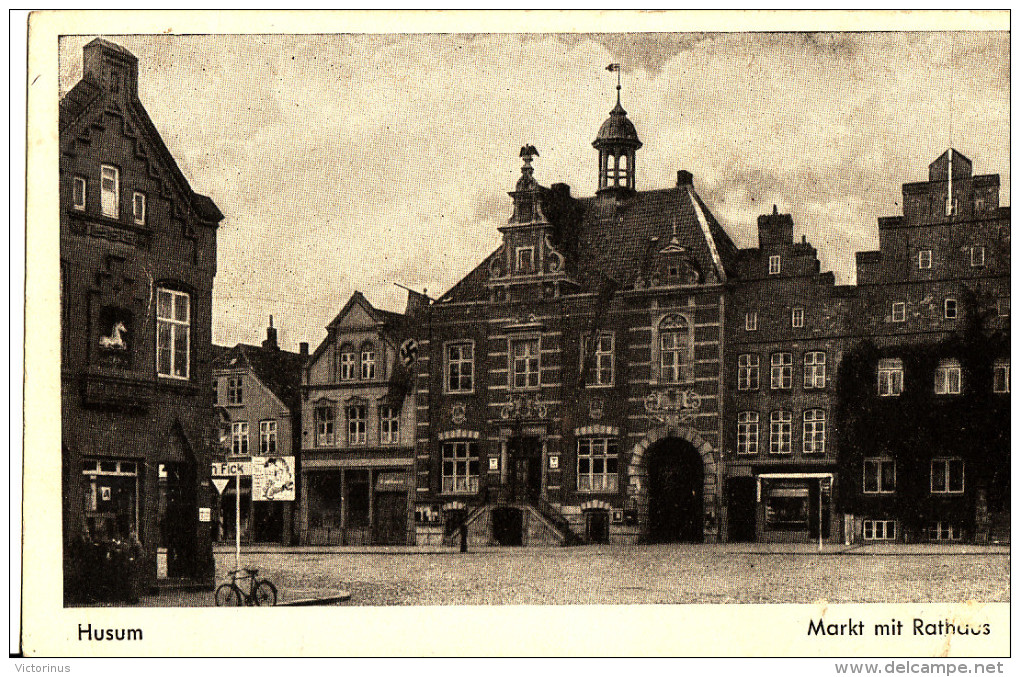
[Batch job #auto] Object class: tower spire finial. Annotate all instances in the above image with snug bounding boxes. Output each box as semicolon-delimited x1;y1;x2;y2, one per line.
607;63;622;106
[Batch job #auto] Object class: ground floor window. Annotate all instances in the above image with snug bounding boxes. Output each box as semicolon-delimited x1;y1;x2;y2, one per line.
863;519;897;540
764;484;809;531
442;441;479;493
928;522;963;541
304;471;342;541
81;459;139;540
577;437;619;492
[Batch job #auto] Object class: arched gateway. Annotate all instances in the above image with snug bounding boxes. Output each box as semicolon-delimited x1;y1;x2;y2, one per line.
628;426;720;543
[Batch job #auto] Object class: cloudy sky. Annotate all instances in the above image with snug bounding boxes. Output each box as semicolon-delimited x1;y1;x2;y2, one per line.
59;31;1009;352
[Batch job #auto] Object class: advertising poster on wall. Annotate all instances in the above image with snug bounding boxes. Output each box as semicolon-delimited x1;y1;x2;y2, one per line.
251;456;295;501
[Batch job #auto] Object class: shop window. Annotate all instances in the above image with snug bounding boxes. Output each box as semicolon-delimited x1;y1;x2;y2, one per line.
934;358;962;395
736;412;759;455
765;484;808;531
802;409;826;454
227;376;243;404
314;406;334;446
446;341;474;393
737;354;759;391
877;358;903;397
863;458;896;494
928;522;963;541
347;405;367;445
231;421;249;455
993;359;1009;393
380;405;400;444
100;164;119;218
803;351;826;389
511;338;540;389
770;352;792;390
81;459;138;540
769;411;792;454
156;288;190;379
259;420;277;455
931;458;964;494
863;520;896;541
442;441;479;493
577;437;619;493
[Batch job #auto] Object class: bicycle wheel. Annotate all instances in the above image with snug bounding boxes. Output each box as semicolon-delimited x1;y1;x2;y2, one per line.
215;583;243;607
254;580;277;606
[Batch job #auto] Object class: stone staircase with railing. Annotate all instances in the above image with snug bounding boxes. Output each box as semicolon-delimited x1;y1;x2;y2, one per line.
443;485;581;546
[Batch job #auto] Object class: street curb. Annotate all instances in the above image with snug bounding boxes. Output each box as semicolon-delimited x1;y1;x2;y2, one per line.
278;591;351;606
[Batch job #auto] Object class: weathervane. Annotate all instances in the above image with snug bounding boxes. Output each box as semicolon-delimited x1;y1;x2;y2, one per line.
606;63;622;104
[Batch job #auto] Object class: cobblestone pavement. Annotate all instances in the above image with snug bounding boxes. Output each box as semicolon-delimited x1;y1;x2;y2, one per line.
143;544;1010;606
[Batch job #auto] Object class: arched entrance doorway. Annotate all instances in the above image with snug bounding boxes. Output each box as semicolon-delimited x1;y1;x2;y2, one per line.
647;438;703;543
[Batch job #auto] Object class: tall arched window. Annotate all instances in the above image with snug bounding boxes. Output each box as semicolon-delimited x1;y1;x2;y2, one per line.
658;314;692;384
360;342;376;380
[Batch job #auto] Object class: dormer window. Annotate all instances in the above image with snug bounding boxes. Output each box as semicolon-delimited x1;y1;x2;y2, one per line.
360;345;376;379
339;346;356;380
516;247;535;275
73;177;86;211
768;255;781;275
100;164;119;218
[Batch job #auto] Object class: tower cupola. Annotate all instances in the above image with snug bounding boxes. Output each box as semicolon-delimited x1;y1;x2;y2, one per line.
593;63;642;195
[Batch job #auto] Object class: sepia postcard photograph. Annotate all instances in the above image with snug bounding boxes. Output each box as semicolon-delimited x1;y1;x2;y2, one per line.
18;9;1011;660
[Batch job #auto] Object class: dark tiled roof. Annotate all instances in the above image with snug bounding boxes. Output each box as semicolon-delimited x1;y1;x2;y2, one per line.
58;78;102;131
439;182;739;303
213;343;304;411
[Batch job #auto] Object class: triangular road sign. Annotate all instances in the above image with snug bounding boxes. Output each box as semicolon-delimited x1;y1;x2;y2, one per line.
212;478;230;495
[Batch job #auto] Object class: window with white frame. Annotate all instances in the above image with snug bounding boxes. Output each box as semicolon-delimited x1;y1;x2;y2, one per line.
658;315;691;384
442;441;479;493
803;351;826;389
930;458;964;494
156;288;190;379
802;409;826;454
928;522;963;541
934;358;962;395
227;376;243;405
877;358;903;397
891;302;906;323
592;333;614;386
100;164;119;218
73;176;86;210
769;255;781;275
231;421;249;455
347;405;367;445
380;405;399;444
918;249;932;269
970;246;985;267
132;191;146;225
511;338;540;389
745;312;758;331
770;352;792;390
314;406;334;446
993;358;1009;393
863;458;896;494
446;342;474;392
769;411;792;454
944;298;957;320
577;437;619;492
863;520;897;541
737;354;759;391
259;420;277;455
791;307;804;328
736;412;759;455
360;345;376;379
339;346;356;380
998;297;1009;317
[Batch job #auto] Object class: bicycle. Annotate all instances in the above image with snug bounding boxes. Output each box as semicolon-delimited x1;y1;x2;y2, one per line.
214;568;278;606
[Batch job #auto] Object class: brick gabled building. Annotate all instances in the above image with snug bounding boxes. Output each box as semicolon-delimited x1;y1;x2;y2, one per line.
60;39;223;598
414;92;738;545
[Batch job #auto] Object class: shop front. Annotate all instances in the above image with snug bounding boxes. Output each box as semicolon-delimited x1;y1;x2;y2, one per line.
300;464;412;545
756;473;834;544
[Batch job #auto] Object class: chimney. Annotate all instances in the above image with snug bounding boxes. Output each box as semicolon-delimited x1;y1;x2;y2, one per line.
262;315;279;350
404;289;430;318
299;342;309;356
83;38;139;99
757;205;794;249
677;170;693;186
